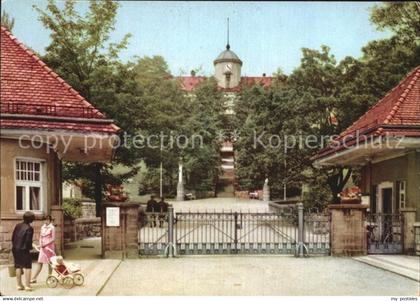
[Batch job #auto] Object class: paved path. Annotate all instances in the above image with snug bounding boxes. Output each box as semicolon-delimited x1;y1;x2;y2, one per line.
2;253;418;296
354;255;420;282
99;256;419;296
64;237;102;260
0;259;120;296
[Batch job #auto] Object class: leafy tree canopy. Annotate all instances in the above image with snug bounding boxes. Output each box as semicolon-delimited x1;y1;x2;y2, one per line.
1;10;15;31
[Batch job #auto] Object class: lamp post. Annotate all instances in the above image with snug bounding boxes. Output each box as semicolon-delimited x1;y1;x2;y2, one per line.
283;157;287;202
160;143;163;198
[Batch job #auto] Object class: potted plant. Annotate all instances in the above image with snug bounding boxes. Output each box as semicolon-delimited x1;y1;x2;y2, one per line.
339;186;362;204
105;184;128;202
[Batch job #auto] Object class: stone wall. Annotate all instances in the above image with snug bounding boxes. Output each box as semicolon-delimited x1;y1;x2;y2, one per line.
63;216;76;243
102;202;140;259
329;204;368;256
63;200;99;244
76;218;101;239
63;216;101;243
81;201;97;219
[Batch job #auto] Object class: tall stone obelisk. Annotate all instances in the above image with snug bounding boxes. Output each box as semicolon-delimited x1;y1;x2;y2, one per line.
263;178;270;202
176;163;184;201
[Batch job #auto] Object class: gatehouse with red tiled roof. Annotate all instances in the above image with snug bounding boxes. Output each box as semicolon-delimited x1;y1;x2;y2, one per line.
0;26;119;257
313;66;420;221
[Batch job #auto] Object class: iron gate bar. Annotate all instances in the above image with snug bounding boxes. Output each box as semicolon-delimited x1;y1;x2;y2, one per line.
175;219;235;241
303;208;331;255
175;211;238;255
237;216;296;241
266;223;296;242
366;213;403;254
139;204;331;256
138;211;170;256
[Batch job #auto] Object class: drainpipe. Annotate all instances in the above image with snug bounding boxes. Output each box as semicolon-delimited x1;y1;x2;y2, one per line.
94;163;102;217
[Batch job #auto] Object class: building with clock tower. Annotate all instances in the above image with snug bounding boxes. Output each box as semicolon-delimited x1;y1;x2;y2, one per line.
176;18;277;197
177;40;274;197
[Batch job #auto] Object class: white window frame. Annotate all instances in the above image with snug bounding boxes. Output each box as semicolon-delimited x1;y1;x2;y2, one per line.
14;157;45;213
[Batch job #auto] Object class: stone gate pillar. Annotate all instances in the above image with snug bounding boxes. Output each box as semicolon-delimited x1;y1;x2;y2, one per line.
102;202;140;259
51;205;64;255
329;204;368;256
401;207;416;254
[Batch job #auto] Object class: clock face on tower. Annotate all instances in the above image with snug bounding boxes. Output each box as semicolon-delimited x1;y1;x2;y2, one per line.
225;63;233;73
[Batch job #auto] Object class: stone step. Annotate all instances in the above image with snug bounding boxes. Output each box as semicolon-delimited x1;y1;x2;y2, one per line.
221;157;234;162
221;170;235;176
217;191;235;197
353;256;420;282
219;182;234;193
221;165;234;170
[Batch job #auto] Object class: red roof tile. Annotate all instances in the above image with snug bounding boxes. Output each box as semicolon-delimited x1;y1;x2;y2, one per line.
240;76;273;88
177;76;206;92
0;26;119;134
314;66;420;160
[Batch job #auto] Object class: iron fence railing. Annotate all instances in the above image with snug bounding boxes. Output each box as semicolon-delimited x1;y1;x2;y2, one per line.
138;203;331;257
138;211;169;256
366;213;403;254
414;223;420;256
1;102;98;118
304;210;330;255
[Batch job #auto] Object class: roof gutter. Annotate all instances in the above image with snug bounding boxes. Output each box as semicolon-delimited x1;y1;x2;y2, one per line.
313;136;420;168
312;123;420;161
0;113;115;124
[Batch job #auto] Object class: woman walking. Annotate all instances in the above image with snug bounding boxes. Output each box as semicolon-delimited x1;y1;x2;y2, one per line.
31;215;55;283
11;211;35;291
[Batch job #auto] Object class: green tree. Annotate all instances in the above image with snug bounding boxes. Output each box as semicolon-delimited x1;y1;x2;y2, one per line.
35;0;138;215
183;78;226;195
234;83;313;198
131;55;189;196
1;10;15;31
234;38;419;205
370;2;420;44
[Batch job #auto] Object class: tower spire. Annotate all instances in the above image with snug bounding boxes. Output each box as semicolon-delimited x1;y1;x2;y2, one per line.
226;17;230;50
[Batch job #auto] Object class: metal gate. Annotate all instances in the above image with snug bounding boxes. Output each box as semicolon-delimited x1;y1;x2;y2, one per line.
366;213;403;254
304;209;331;255
138;212;169;256
138;204;330;256
175;210;297;255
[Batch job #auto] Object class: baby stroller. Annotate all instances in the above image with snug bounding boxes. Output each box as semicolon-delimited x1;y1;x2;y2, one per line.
46;255;85;289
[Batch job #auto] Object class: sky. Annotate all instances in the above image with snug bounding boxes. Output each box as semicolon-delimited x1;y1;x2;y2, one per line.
2;1;392;76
